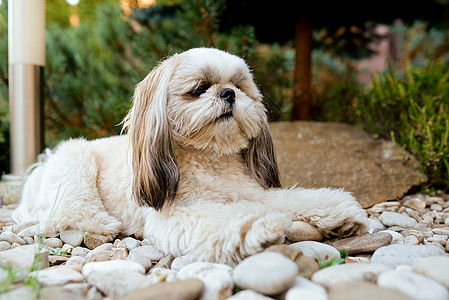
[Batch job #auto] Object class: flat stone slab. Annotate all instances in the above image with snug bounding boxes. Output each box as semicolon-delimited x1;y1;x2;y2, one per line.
331;232;392;255
270;121;427;208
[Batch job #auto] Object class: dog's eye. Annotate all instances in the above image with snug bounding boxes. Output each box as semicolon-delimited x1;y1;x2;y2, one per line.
191;85;209;97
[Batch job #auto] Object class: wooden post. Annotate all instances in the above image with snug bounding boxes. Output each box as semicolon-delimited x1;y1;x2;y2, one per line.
292;15;312;120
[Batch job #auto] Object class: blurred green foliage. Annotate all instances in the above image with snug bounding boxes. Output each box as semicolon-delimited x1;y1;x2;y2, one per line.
358;63;449;190
0;4;9;175
0;0;448;191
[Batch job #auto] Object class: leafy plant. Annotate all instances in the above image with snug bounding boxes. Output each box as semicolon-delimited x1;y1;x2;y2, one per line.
49;247;69;256
358;62;449;190
315;249;348;269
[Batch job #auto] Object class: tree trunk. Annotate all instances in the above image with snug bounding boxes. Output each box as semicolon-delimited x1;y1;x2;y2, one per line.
292;15;312;120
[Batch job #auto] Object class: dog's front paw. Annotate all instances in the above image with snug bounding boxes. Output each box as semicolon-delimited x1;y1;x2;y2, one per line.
314;191;369;238
242;213;290;256
287;188;369;239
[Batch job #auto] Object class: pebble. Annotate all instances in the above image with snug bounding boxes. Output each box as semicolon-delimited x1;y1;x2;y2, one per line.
124;279;204;300
111;247;127;260
0;286;38;300
61;282;90;296
31;266;84;286
22;236;34;245
49;255;69;265
44;237;63;249
377;270;449;300
404;235;419;245
404;197;426;209
0;244;49;270
427;235;448;245
171;255;195;271
412;256;449;288
177;262;234;300
66;256;85;266
286;221;323;242
367;218;386;233
233;252;298;296
228;290;274;299
60;230;84;247
145;267;178;285
1;190;449;299
290;241;340;260
87;270;146;298
266;245;318;279
379;212;417;228
61;243;74;254
0;231;25;245
331;232;392;255
127;251;153;272
311;263;390;288
285;276;327;300
84;249;112;263
82;260;145;277
71;246;91;257
328;280;413;300
129;244;165;261
122;237;142;250
369;201;401;213
293;254;320;279
379;229;404;243
431;204;443;211
154;255;175;269
83;232;112;250
371;244;445;268
0;240;11;251
264;244;302;261
432;228;449;235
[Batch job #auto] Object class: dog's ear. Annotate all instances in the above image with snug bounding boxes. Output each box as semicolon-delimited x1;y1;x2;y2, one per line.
243;120;282;189
122;56;180;210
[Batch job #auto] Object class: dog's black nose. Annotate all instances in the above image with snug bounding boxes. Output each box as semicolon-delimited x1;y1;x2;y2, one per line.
219;88;235;104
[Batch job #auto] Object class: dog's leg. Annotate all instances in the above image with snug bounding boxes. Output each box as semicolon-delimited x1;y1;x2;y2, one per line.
144;201;290;264
16;139;122;240
259;187;368;238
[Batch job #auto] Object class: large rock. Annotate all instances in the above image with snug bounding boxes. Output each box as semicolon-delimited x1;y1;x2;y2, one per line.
270;121;427;208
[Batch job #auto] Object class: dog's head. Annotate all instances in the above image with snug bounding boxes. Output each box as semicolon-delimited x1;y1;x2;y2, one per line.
123;48;280;210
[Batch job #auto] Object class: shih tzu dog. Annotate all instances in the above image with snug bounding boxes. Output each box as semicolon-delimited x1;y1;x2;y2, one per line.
13;48;367;264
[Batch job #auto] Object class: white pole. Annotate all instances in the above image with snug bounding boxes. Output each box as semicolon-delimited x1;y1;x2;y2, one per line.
8;0;46;176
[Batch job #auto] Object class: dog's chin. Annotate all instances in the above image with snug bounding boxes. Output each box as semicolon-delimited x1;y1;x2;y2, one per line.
174;114;252;156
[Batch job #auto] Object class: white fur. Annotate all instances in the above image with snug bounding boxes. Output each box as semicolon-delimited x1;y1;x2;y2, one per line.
13;48;368;264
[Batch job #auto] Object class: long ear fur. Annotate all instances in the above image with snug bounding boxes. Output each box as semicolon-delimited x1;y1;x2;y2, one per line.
242;121;282;189
122;56;180;210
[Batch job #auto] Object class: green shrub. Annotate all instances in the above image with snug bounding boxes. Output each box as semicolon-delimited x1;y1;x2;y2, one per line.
358;62;449;190
0;4;10;175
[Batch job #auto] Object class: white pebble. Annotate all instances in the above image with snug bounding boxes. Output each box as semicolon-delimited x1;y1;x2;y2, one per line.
71;247;91;257
60;230;84;247
44;238;63;249
82;260;145;277
122;237;141;250
413;256;449;288
0;231;25;245
233;252;298;296
290;241;340;260
178;262;233;300
378;270;449;300
0;241;11;251
379;212;417;228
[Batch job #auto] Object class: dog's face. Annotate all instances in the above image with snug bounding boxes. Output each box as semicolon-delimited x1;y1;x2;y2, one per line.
123;48;280;210
166;48;267;155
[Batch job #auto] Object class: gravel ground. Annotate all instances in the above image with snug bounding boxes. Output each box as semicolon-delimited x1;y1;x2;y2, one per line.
0;191;448;300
